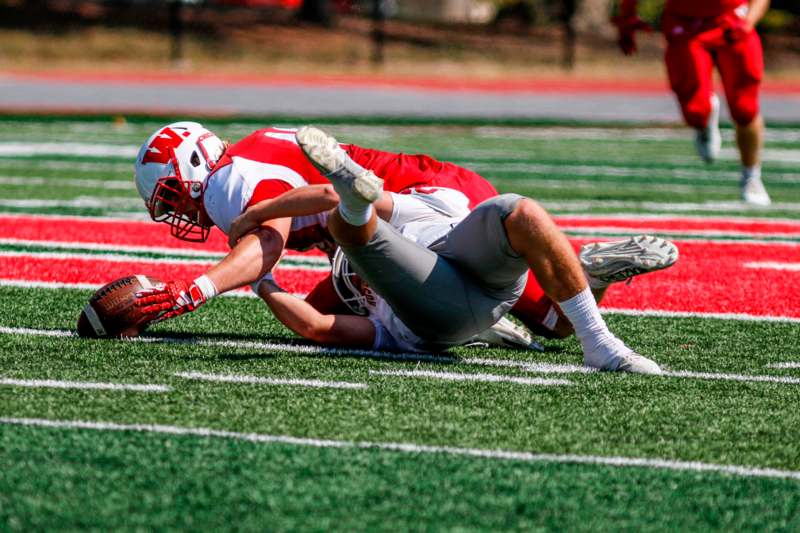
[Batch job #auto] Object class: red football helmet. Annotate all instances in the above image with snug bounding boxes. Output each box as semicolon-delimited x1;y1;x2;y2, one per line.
134;122;225;242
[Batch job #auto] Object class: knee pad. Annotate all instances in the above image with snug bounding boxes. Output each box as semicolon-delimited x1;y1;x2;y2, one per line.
730;93;759;126
681;96;712;129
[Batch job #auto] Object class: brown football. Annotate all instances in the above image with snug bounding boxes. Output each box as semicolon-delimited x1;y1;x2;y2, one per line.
76;275;163;338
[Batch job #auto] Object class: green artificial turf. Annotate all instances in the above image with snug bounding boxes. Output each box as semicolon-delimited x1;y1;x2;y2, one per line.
1;116;799;531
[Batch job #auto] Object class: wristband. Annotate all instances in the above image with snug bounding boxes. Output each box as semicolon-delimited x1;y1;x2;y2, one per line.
192;274;218;302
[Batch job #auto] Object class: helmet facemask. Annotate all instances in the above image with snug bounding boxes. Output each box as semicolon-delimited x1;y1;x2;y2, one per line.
135;122;224;243
332;248;375;316
147;149;212;243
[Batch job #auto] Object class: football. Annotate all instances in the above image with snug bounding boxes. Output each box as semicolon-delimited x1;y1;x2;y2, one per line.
76;275;163;338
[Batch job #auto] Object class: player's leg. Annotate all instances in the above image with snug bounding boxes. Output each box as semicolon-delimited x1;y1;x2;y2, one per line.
433;194;660;374
500;198;660;373
665;31;720;162
297;126;507;347
717;30;770;206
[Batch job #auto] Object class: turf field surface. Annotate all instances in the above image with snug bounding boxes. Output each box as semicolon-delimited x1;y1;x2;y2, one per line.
1;116;799;531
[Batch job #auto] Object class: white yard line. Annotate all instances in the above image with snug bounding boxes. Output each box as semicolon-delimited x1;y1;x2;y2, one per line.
766;362;800;369
3;416;800;481
0;248;329;269
0;142;138;158
0;197;140;209
601;307;800;324
0;158;131;172
561;226;800;240
2;326;798;386
175;371;367;390
0;325;457;363
0;378;168;392
744;262;800;272
370;369;572;386
471;161;800;184
542;199;800;214
554;212;800;226
0;238;228;258
662;371;800;385
0;176;133;190
0;249;217;266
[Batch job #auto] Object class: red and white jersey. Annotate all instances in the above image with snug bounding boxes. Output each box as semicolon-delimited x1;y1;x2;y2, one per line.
203;127;332;251
665;0;745;18
203;127;497;253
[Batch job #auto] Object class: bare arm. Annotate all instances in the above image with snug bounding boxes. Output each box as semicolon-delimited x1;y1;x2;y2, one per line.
229;185;394;247
254;276;376;348
746;0;770;29
207;217;291;294
228;185;339;248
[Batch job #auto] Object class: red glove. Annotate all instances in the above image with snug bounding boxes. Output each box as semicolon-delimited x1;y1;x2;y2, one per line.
612;14;651;55
135;279;212;322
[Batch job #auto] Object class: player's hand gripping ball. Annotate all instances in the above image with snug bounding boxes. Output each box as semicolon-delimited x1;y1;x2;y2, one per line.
76;275;163;338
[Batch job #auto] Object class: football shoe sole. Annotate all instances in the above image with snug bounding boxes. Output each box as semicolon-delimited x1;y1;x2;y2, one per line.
580;235;678;284
296;126;383;203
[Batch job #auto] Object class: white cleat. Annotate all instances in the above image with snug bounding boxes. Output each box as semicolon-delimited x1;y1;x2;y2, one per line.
469;316;544;351
741;174;772;207
296;126;384;204
580;235;678;284
694;94;721;164
584;342;662;375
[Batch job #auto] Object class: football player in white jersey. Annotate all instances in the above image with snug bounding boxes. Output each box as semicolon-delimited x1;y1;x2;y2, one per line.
250;126;672;373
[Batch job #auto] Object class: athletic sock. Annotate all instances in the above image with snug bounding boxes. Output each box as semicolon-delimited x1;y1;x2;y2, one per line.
337;202;373;226
558;287;627;366
742;164;761;182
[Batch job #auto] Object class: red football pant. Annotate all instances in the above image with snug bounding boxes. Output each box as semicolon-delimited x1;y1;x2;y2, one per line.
664;12;763;129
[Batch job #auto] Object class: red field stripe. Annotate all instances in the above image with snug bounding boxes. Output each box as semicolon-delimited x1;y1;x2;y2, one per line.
0;214;323;257
554;215;800;236
3;239;799;319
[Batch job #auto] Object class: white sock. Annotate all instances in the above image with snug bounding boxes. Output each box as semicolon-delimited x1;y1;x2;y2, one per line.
337;202;373;226
742;164;761;181
558;287;619;355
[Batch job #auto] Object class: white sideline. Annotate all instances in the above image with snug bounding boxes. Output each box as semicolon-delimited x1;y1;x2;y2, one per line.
600;307;800;324
662;371;800;385
0;176;133;190
370;369;572;386
0;378;168;392
0;326;457;363
3;416;800;482
3;326;800;386
175;371;367;390
0;238;331;267
744;262;800;272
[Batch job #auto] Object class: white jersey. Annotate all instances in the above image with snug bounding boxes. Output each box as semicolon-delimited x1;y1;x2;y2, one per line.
366;188;471;352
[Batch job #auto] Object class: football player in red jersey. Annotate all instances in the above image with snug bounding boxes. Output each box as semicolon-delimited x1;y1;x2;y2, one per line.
133;121;497;321
132;122;675;359
614;0;771;205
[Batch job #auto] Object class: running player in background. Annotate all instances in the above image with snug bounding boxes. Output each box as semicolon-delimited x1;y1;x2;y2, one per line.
613;0;772;206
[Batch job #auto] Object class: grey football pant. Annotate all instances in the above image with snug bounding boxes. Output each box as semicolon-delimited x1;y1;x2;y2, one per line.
341;194;529;350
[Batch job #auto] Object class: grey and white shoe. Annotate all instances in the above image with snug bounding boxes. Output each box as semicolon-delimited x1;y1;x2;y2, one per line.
580;235;678;284
296;126;384;204
468;316;544;351
741;173;772;207
584;339;662;375
694;94;721;164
